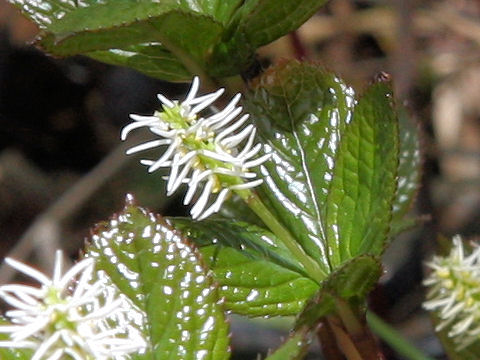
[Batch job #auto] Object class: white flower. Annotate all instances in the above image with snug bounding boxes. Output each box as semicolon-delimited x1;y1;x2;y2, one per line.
423;235;480;350
121;76;269;220
0;250;147;360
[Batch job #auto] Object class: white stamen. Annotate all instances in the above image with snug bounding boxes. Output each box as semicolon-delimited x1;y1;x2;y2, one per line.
121;119;158;140
126;139;171;155
215;114;250;143
4;258;51;286
157;93;175;108
191;179;214;219
230;179;264;190
184;76;200;104
121;76;269;219
423;236;480;351
0;252;147;359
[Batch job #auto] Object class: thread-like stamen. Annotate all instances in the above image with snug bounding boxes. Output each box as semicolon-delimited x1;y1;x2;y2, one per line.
121;76;269;219
0;251;147;358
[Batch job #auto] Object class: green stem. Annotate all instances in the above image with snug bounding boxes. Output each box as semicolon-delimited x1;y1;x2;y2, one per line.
367;312;435;360
236;190;325;284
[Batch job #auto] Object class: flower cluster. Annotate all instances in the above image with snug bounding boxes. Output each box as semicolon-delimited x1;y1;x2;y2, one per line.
121;77;269;220
0;250;147;359
423;236;480;350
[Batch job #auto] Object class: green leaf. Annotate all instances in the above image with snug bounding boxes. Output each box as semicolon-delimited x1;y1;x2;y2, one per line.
296;256;382;328
171;218;319;317
233;0;328;48
172;218;305;274
390;107;421;237
88;44;191;82
202;245;318;317
37;9;223;61
324;80;398;266
10;0;238;31
10;0;247;81
264;327;313;360
0;318;32;360
209;0;328;76
11;0;222;81
86;200;230;360
10;0;331;79
246;61;356;276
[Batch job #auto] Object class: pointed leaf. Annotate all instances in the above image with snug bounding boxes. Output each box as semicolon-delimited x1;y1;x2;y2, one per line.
209;0;328;76
246;61;356;275
36;9;223;61
325;80;398;266
86;200;230;360
9;0;224;82
9;0;331;79
171;218;319;317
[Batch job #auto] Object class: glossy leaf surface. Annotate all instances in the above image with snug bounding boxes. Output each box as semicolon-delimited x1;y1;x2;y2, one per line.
86;200;230;360
37;9;223;62
247;61;400;273
9;0;330;80
324;80;398;266
172;219;305;274
246;61;355;275
172;218;319;316
202;246;318;316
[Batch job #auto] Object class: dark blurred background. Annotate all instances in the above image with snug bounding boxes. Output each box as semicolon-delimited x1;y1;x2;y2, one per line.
1;0;480;358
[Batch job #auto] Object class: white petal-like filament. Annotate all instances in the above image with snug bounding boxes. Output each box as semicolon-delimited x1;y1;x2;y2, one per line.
121;76;269;219
423;236;480;351
0;252;147;359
